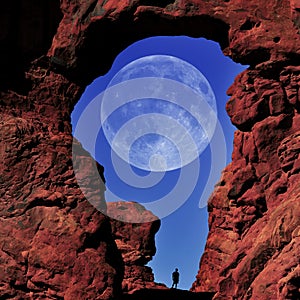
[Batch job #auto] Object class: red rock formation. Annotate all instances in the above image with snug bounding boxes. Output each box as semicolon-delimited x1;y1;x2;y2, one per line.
192;66;300;299
1;0;299;299
107;202;166;294
0;95;123;298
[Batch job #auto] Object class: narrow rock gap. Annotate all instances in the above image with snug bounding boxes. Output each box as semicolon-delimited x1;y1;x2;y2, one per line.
71;35;247;293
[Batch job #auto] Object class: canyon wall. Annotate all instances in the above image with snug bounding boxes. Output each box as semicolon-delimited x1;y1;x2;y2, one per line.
0;0;299;299
192;66;300;299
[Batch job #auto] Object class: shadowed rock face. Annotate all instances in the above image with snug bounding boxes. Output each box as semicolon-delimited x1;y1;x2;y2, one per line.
0;1;63;93
1;0;300;299
107;202;166;294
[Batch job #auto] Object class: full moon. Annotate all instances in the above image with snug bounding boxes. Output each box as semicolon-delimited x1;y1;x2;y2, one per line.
101;55;217;171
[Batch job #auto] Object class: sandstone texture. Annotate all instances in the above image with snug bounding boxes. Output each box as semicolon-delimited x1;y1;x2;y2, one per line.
1;0;300;299
192;68;300;299
107;202;166;294
0;107;123;299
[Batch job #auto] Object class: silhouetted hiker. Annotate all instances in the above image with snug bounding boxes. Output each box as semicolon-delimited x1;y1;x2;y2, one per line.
171;268;179;288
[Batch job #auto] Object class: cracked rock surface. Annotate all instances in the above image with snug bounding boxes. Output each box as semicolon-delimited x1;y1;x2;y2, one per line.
1;0;299;299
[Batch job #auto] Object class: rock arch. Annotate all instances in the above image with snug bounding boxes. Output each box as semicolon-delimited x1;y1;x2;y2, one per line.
0;1;299;299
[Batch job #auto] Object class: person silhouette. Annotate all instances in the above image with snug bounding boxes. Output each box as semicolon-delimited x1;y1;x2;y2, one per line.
171;268;179;288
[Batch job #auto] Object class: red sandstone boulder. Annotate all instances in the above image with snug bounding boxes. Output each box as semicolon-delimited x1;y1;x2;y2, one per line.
107;202;167;294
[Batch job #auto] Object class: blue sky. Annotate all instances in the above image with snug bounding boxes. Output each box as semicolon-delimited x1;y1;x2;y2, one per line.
72;36;247;290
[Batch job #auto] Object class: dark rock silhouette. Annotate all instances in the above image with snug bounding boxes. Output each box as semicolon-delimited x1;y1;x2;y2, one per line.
118;288;215;300
1;0;299;299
